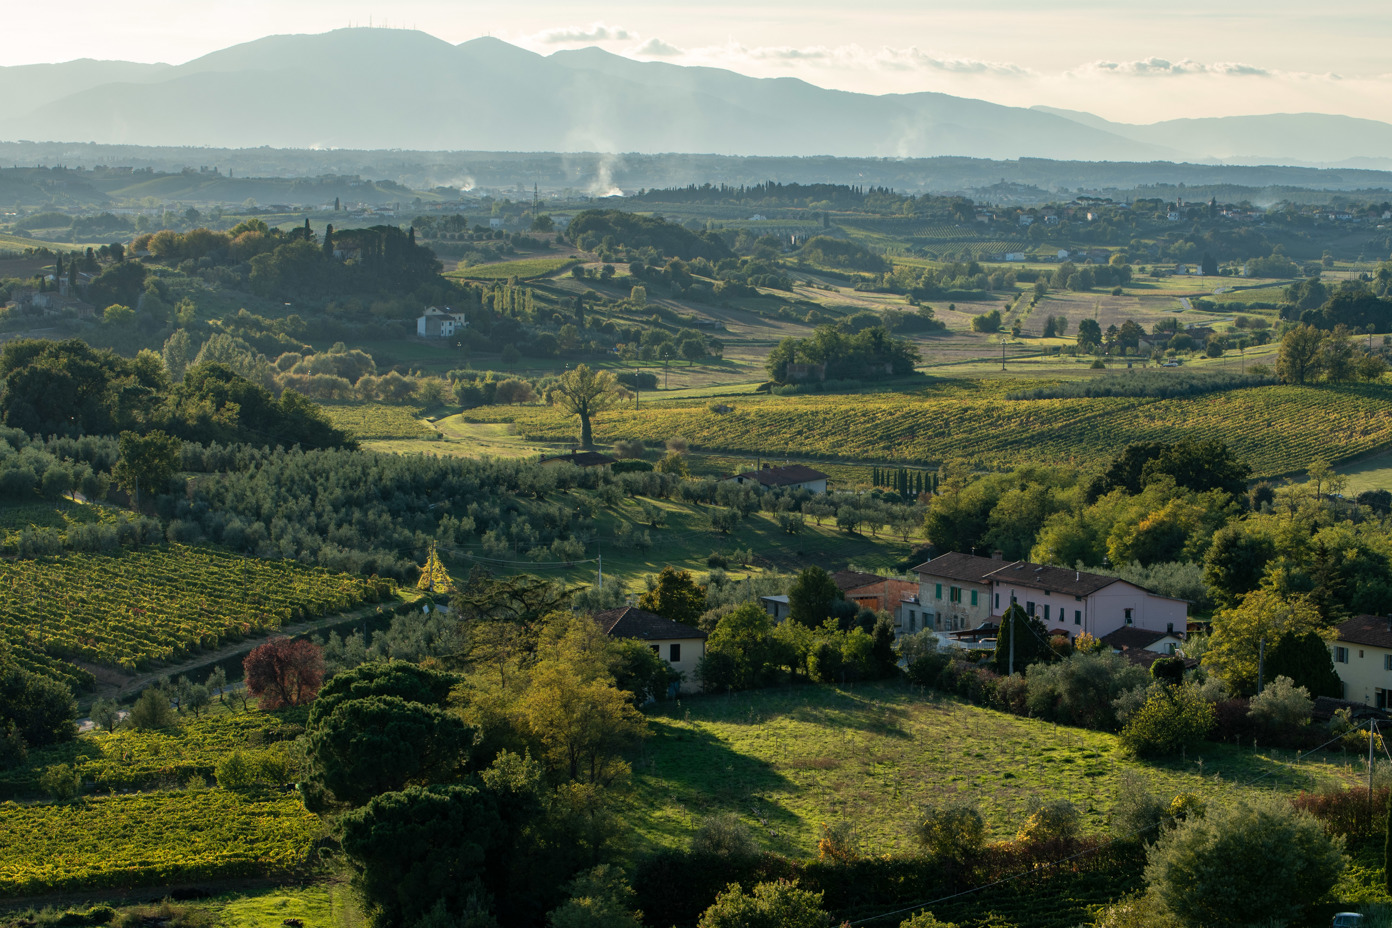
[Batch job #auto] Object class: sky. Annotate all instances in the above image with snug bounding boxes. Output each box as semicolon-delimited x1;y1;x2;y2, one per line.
3;0;1390;124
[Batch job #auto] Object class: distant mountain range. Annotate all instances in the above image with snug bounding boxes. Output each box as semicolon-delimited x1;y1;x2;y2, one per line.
3;28;1391;168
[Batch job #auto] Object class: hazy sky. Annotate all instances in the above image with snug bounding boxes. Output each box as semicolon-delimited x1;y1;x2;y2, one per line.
5;0;1389;123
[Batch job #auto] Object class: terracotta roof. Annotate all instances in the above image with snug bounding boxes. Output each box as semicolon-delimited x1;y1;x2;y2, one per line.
539;450;616;467
594;607;707;641
831;569;883;593
912;552;1003;584
731;464;828;487
1335;614;1392;649
985;560;1121;597
1101;627;1178;651
845;579;919;602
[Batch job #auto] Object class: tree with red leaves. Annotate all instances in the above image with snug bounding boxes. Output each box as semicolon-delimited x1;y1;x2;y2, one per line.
243;638;325;709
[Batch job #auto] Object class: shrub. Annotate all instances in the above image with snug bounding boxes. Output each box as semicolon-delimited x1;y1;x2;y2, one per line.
39;763;82;800
1145;794;1346;927
547;865;642;928
696;880;830;928
1017;799;1080;847
692;813;760;859
128;687;176;730
1247;675;1313;730
1119;685;1215;758
912;801;986;863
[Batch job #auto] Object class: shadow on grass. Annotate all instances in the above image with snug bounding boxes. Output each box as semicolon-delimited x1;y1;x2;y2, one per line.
628;717;801;856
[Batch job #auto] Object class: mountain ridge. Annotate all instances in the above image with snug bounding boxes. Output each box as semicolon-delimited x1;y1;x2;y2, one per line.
1;28;1388;167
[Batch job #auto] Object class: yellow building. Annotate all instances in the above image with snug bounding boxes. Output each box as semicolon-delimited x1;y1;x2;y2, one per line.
596;606;707;695
1332;615;1392;709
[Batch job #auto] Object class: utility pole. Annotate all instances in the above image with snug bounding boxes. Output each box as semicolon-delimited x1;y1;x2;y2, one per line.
1000;335;1007;371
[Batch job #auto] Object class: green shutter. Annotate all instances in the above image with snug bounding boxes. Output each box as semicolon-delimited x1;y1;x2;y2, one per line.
970;590;978;606
935;583;942;599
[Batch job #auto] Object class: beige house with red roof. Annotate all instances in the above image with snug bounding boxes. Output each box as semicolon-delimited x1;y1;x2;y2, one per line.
911;552;1002;633
1331;615;1392;709
595;606;707;694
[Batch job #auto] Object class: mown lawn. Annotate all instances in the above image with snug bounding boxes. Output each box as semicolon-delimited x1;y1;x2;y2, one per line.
627;681;1362;859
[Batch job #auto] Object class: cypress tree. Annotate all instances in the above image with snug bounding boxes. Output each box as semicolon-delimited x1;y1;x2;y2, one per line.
1385;773;1392;895
303;218;311;241
323;224;335;257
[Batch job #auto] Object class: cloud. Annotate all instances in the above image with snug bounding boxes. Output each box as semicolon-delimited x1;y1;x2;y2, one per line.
631;37;681;57
684;41;1031;77
1077;57;1271;77
533;22;633;44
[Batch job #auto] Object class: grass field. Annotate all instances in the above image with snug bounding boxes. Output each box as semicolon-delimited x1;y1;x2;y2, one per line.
446;256;578;280
628;681;1361;858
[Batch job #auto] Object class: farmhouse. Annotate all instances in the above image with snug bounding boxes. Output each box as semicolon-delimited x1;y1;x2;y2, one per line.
845;578;921;632
595;606;706;695
1329;614;1392;709
725;463;828;494
416;306;468;338
1100;627;1186;667
911;552;1001;634
985;560;1188;641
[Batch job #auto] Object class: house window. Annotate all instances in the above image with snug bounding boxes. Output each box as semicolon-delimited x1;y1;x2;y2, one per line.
1026;601;1035;616
1379;689;1390;711
1124;608;1134;625
650;645;660;655
935;583;942;600
669;643;681;663
1360;650;1365;659
1384;655;1392;671
995;593;1000;609
1044;604;1051;621
1167;623;1174;634
970;590;978;607
908;613;917;632
1074;610;1082;625
1335;646;1350;664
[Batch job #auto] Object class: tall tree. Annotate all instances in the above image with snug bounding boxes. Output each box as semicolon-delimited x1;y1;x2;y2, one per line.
244;637;325;708
788;566;841;628
1277;324;1325;385
552;365;622;449
637;567;706;626
113;429;181;508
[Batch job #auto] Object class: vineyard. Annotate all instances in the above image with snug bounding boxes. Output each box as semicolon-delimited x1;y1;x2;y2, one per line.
0;545;396;688
446;256;577;280
0;498;110;546
320;403;439;441
0;710;306;798
465;381;1392;479
0;789;320;897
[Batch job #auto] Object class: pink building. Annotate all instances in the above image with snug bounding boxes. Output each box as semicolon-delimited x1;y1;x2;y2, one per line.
983;560;1188;641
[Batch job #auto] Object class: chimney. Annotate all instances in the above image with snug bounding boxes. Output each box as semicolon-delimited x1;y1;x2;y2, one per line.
991;550;1003;560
